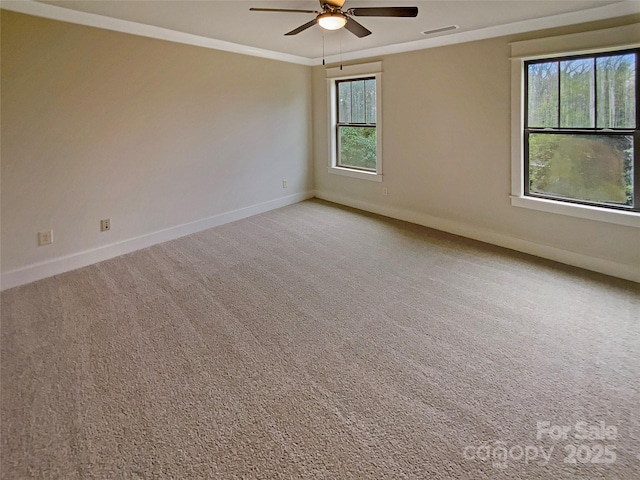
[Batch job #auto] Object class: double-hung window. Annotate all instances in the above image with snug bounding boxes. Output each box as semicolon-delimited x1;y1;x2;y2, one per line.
525;50;638;211
327;62;382;182
510;26;640;227
336;77;377;171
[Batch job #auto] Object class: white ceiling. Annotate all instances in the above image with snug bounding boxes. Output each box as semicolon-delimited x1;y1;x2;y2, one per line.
3;1;639;64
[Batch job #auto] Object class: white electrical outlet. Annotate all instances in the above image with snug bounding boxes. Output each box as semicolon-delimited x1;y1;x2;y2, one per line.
100;219;111;232
382;186;388;196
38;230;53;246
282;179;288;188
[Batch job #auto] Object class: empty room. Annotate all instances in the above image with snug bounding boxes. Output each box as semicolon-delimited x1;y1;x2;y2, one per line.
1;1;639;478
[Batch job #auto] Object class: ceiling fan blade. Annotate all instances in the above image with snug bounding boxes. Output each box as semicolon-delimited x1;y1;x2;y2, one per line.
285;19;318;36
350;7;418;17
250;8;318;14
344;17;372;38
320;0;346;8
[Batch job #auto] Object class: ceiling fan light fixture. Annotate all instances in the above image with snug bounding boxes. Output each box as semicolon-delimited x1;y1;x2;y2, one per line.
317;12;347;31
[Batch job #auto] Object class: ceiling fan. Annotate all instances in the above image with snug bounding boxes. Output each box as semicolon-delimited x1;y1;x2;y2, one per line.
250;0;418;38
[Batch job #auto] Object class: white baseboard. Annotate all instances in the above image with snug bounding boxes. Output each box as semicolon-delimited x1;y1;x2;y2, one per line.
1;191;314;291
315;191;640;284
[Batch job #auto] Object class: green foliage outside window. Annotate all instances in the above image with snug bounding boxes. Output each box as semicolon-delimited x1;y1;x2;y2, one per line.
529;134;633;205
339;127;376;170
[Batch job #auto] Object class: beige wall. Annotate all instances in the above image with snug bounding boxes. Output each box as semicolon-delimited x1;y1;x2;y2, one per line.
2;10;638;286
313;20;640;281
1;11;313;279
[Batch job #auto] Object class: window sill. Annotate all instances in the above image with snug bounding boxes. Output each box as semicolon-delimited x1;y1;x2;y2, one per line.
510;195;640;227
328;166;383;182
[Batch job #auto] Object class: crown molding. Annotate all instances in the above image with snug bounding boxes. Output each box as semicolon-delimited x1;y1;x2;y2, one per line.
316;1;640;65
2;1;638;67
0;0;315;66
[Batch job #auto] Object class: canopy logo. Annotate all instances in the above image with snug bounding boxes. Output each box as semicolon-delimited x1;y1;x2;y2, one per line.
463;420;619;470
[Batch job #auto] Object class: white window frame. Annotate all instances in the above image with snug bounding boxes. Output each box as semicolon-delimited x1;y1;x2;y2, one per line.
327;62;383;182
510;25;640;228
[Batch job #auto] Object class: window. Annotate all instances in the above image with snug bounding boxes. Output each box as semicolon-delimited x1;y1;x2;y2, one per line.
510;25;640;227
525;50;638;211
327;62;382;181
336;77;377;171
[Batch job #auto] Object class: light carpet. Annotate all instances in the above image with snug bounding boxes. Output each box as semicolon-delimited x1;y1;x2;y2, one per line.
2;199;639;479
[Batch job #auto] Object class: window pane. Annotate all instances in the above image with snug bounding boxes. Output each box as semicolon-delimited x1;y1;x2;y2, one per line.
528;61;558;127
338;126;376;170
529;133;633;206
365;79;376;124
351;80;365;123
597;53;636;128
338;81;351;123
560;58;595;128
